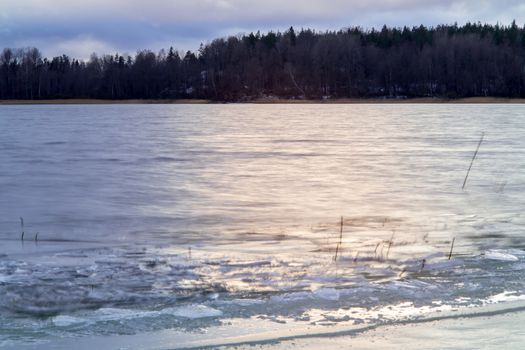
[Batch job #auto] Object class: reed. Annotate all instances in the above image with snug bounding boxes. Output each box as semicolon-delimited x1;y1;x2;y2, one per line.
448;237;456;260
20;217;24;241
420;259;426;272
385;231;395;260
462;132;484;190
333;216;343;262
374;242;381;259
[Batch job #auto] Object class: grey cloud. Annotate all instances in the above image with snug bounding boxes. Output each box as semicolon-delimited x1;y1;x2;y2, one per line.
1;0;525;58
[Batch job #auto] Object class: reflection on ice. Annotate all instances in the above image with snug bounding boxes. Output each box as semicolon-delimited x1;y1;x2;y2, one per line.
1;219;525;345
2;104;525;347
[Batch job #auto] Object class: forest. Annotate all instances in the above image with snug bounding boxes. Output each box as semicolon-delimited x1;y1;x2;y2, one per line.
2;22;525;101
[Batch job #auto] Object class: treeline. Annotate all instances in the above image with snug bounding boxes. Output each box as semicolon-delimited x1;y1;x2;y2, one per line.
2;22;525;101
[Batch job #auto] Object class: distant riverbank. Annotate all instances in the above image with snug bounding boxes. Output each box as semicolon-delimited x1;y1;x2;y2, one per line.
0;99;212;105
2;97;525;105
251;97;525;104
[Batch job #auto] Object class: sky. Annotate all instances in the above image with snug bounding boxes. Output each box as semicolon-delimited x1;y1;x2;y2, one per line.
1;0;525;59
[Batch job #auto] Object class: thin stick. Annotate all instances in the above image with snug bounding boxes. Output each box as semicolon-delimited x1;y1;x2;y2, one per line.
462;132;484;190
386;241;393;260
448;237;456;260
385;230;395;260
374;242;381;258
333;216;343;262
20;217;24;241
339;216;343;245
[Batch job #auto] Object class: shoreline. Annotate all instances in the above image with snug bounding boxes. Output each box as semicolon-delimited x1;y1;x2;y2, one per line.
2;97;525;105
6;301;525;350
232;306;525;350
0;99;212;105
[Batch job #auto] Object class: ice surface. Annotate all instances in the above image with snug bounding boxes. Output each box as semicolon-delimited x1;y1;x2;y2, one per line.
312;288;340;301
484;250;520;261
163;305;223;319
2;104;525;347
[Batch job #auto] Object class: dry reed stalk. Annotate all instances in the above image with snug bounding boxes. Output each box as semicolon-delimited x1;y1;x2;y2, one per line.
333;216;343;262
448;237;456;260
20;217;24;241
374;242;381;259
385;231;395;260
462;132;484;190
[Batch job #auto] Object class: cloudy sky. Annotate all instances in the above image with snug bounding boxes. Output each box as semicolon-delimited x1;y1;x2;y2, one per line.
1;0;524;58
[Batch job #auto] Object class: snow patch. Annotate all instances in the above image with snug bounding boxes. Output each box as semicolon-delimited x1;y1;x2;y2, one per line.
486;291;525;303
484;250;519;262
163;304;223;319
52;315;84;327
312;288;340;301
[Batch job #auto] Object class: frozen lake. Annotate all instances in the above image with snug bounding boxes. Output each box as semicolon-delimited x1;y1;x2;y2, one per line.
1;104;525;348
